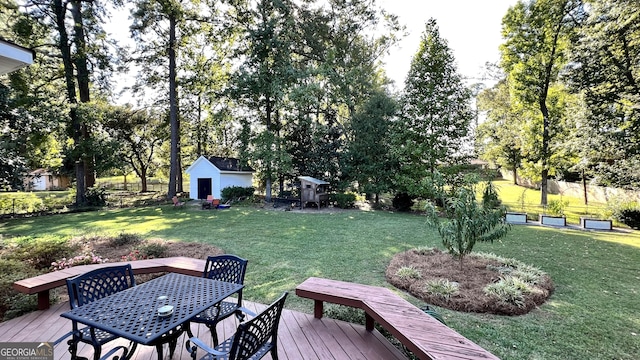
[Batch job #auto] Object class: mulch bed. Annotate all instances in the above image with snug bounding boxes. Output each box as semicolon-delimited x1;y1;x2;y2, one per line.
386;248;555;315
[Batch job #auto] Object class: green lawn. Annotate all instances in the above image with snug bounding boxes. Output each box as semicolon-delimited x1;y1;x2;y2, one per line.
490;179;615;225
1;204;639;359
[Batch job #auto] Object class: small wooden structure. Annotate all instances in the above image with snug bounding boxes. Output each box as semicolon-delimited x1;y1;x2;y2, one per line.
185;155;254;200
23;168;71;191
299;176;329;210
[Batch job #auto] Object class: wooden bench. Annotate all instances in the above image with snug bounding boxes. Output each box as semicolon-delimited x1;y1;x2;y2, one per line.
296;277;499;360
13;257;206;310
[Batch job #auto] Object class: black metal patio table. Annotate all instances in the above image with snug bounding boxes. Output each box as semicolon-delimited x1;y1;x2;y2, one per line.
60;272;244;360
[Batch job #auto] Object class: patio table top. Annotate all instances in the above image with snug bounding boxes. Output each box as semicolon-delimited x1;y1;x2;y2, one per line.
60;273;243;346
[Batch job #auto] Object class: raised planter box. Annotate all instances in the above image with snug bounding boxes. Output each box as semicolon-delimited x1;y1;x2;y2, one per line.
539;214;567;226
506;212;528;224
580;217;612;230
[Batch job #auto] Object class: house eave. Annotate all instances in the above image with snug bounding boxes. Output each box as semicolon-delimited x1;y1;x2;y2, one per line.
0;39;34;75
219;170;254;174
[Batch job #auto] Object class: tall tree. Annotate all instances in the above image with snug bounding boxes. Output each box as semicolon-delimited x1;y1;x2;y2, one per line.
500;0;581;205
13;0;120;204
0;2;67;189
131;0;188;198
476;79;524;185
566;0;640;190
345;90;397;203
230;0;298;202
103;105;168;192
395;18;473;197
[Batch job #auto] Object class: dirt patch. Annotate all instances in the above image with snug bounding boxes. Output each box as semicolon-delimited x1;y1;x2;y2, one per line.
386;248;554;316
72;236;223;263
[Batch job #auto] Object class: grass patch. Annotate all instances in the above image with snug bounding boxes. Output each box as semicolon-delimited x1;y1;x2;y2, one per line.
0;205;639;359
489;179;611;225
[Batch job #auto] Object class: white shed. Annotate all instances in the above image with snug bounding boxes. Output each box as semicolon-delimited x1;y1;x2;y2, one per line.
185;156;254;200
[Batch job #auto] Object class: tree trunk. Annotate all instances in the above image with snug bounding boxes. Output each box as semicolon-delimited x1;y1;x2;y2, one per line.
540;98;550;206
582;169;588;205
141;167;148;192
265;94;273;202
70;0;95;188
196;93;203;156
512;166;518;185
54;0;85;206
177;147;183;193
167;14;179;199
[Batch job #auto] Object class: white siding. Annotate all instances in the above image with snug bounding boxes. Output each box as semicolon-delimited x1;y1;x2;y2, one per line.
187;159;220;199
219;173;253;197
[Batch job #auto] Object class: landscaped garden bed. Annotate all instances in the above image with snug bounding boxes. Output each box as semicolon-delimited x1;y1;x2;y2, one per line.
386;248;554;315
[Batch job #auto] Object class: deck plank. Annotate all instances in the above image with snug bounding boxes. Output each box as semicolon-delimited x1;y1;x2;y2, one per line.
0;300;407;360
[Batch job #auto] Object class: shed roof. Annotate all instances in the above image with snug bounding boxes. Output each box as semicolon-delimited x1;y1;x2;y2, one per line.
208;156;254;172
298;176;329;185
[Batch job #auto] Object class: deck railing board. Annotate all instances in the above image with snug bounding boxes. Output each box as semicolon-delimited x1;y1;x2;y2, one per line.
13;257;207;310
296;277;499;360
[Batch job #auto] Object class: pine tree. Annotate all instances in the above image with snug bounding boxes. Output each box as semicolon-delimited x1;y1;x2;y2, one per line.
396;18;473;197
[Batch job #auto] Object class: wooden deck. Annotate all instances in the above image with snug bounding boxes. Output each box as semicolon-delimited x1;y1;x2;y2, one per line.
0;300;407;360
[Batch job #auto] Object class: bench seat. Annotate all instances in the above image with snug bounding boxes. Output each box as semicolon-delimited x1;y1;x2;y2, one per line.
13;257;206;310
296;277;499;360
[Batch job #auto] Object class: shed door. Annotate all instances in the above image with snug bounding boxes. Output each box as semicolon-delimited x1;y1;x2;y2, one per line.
197;178;212;200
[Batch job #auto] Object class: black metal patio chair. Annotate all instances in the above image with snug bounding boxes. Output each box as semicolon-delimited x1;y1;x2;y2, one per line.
186;292;288;360
55;264;136;360
189;254;255;346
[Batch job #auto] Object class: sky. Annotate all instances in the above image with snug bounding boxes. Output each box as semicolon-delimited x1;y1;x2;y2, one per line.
105;0;520;95
377;0;519;88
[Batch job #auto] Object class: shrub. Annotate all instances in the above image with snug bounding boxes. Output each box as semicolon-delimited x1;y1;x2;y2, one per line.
42;194;70;211
481;181;502;209
414;246;437;255
0;259;41;320
395;266;422;280
618;209;640;230
7;236;73;270
221;186;255;202
109;232;143;247
484;276;532;308
332;192;357;208
0;193;45;215
392;192;414;212
546;199;568;216
140;242;168;258
477;253;544;285
121;250;148;262
85;186;107;207
51;252;107;271
424;279;459;300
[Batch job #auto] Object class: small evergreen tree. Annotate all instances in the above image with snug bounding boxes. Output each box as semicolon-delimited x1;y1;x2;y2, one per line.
425;183;510;265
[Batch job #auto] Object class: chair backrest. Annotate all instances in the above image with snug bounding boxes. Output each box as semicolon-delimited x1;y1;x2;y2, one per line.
229;292;288;360
206;195;214;203
67;264;136;309
212;199;220;206
202;254;248;285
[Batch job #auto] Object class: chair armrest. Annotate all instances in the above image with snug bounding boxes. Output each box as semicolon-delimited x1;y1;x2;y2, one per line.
100;345;130;360
186;337;227;358
237;306;257;318
53;330;80;346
